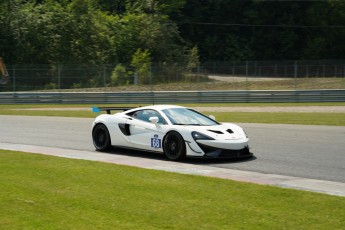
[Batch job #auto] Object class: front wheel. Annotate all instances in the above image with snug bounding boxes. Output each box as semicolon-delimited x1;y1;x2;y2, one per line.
163;131;186;161
92;124;111;151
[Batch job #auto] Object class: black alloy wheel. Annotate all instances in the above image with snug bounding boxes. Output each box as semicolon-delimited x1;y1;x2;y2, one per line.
92;124;111;151
163;131;186;160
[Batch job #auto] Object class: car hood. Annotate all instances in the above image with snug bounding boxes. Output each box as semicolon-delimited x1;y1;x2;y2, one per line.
185;123;246;140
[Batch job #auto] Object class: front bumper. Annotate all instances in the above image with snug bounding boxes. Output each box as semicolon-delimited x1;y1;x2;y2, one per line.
198;143;252;158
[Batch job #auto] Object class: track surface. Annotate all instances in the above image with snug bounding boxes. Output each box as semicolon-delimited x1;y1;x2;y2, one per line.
1;115;344;183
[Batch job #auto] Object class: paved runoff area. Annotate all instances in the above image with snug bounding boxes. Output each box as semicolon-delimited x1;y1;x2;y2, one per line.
1;142;345;197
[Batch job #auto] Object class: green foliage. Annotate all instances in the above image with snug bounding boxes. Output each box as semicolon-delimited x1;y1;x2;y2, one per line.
2;0;345;67
125;0;186;15
186;45;200;71
1;0;185;64
131;48;151;84
175;0;345;61
110;63;132;86
110;48;153;86
44;82;57;90
72;83;81;88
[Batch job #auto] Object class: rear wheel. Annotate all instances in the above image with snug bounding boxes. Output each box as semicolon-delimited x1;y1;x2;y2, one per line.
163;131;186;160
92;124;111;151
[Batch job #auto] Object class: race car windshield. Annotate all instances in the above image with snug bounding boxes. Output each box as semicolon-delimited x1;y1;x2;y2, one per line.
162;108;220;126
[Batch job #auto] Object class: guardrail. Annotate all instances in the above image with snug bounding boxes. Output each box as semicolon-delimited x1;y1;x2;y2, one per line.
0;90;344;104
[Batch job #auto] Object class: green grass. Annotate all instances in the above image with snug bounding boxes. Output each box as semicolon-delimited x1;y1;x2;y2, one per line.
1;103;345;126
213;112;345;126
0;109;97;118
183;102;345;107
1;150;345;229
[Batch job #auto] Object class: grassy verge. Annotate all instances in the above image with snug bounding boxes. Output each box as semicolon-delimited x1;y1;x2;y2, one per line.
212;112;345;126
1;150;344;229
36;77;345;91
0;103;345;125
0;109;97;118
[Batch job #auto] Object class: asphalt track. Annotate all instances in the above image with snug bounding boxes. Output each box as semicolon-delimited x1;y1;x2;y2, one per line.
1;115;345;195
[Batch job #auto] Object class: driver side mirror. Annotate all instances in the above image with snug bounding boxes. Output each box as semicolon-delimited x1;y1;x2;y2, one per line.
149;116;159;124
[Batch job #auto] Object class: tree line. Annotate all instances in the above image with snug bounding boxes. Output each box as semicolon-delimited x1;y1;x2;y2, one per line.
1;0;345;65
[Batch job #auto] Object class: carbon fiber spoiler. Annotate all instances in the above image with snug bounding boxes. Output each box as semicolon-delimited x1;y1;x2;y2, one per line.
92;106;136;114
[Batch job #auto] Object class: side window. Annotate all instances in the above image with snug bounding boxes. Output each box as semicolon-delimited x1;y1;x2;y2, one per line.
130;109;167;125
132;110;150;122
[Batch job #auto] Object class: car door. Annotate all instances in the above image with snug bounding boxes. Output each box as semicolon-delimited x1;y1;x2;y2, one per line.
126;109;167;151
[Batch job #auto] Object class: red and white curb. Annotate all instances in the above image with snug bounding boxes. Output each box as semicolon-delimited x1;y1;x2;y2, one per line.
1;142;345;197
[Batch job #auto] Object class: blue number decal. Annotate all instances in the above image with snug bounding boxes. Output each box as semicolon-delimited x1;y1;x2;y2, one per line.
151;134;161;148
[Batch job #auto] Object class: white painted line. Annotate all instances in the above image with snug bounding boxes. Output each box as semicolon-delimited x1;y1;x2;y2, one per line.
1;142;345;197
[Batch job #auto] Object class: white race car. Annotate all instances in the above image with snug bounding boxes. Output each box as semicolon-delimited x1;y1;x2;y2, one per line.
92;105;251;160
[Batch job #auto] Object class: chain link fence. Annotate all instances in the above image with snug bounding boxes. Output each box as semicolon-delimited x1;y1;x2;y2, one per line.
1;60;345;92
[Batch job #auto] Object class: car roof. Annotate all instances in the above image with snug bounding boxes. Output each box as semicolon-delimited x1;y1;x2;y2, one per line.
124;104;186;113
135;104;186;111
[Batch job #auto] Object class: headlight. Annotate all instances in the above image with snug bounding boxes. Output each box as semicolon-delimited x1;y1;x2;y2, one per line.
192;131;215;140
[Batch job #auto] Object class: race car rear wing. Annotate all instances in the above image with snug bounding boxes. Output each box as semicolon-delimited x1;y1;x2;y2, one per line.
92;106;136;114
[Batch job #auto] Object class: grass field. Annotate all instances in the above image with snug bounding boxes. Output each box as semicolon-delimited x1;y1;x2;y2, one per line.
1;103;345;126
1;150;345;229
213;112;345;126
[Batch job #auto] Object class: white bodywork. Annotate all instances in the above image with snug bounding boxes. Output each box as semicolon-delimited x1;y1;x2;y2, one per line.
92;105;250;158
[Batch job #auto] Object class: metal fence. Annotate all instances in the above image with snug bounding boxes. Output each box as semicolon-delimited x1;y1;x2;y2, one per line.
1;60;345;92
203;60;345;77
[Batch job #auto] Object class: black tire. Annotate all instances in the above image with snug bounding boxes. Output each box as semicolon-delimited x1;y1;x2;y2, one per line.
163;131;186;160
92;124;111;151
